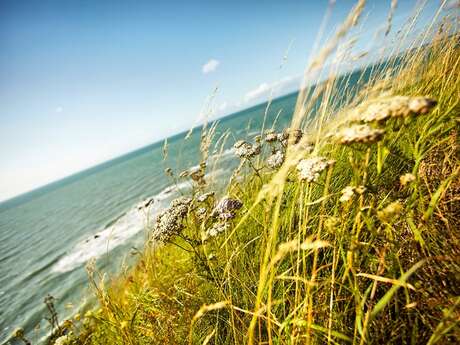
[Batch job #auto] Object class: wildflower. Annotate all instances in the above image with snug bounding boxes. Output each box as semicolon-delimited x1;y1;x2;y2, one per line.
254;134;262;143
408;97;437;114
339;185;366;202
296;157;335;182
360;96;437;123
339;186;355;202
290;128;303;144
265;130;278;143
251;143;262;156
196;207;207;220
234;140;246;148
218;212;236;221
196;191;215;202
204;222;230;240
277;130;289;145
267;150;285;169
214;196;242;215
234;140;260;159
400;173;416;186
55;333;73;345
337;124;385;145
280;127;303;145
151;197;191;242
171;196;192;208
377;201;403;222
292;142;313;155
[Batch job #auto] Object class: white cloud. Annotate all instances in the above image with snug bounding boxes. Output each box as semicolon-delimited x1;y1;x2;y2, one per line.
244;83;270;103
202;59;220;74
244;76;298;103
218;101;228;112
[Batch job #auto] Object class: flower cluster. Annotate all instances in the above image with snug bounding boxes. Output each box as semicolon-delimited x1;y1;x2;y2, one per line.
296;157;335;182
264;130;278;143
151;197;192;242
195;207;207;221
267;150;285;169
339;185;366;202
400;173;416;186
54;334;74;345
203;197;243;240
213;196;243;217
360;96;437;123
336;124;385;145
204;222;230;240
234;140;261;159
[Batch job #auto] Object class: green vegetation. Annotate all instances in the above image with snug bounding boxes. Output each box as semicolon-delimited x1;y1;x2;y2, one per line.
15;3;459;345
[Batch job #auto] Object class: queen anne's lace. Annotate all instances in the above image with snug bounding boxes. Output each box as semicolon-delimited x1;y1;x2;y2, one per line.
296;157;335;182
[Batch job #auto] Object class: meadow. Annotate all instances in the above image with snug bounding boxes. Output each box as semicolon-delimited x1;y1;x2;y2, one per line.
12;1;459;344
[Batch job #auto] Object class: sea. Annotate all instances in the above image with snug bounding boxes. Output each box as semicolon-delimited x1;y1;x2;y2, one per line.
0;90;302;344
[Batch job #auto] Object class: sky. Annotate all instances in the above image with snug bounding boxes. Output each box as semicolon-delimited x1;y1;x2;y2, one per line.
0;0;447;202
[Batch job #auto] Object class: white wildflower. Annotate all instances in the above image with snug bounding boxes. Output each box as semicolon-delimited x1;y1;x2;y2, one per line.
214;197;243;215
264;130;278;143
55;334;72;345
204;222;230;240
339;185;366;203
400;173;416;186
196;207;207;220
218;212;236;221
339;186;355;203
296;157;335;182
267;150;285;169
360;96;437;123
337;124;385;144
234;141;260;159
151;197;191;242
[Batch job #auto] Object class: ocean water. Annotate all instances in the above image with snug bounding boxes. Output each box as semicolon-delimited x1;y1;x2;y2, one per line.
0;91;299;344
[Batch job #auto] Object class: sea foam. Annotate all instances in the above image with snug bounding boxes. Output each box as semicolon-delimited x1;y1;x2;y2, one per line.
51;182;188;273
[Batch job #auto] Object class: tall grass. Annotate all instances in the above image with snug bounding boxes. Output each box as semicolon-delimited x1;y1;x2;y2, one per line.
20;2;459;344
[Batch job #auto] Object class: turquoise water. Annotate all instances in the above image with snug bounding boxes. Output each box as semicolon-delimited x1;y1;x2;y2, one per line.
0;91;299;344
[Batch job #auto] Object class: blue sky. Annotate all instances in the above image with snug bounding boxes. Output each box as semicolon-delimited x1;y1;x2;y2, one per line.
0;0;444;201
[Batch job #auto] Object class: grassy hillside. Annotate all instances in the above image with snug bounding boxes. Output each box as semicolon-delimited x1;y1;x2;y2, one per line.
14;3;459;345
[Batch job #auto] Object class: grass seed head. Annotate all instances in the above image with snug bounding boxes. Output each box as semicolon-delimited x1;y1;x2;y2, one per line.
196;191;215;202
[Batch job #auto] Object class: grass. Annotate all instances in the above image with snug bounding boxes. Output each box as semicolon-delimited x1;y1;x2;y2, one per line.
13;2;459;345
